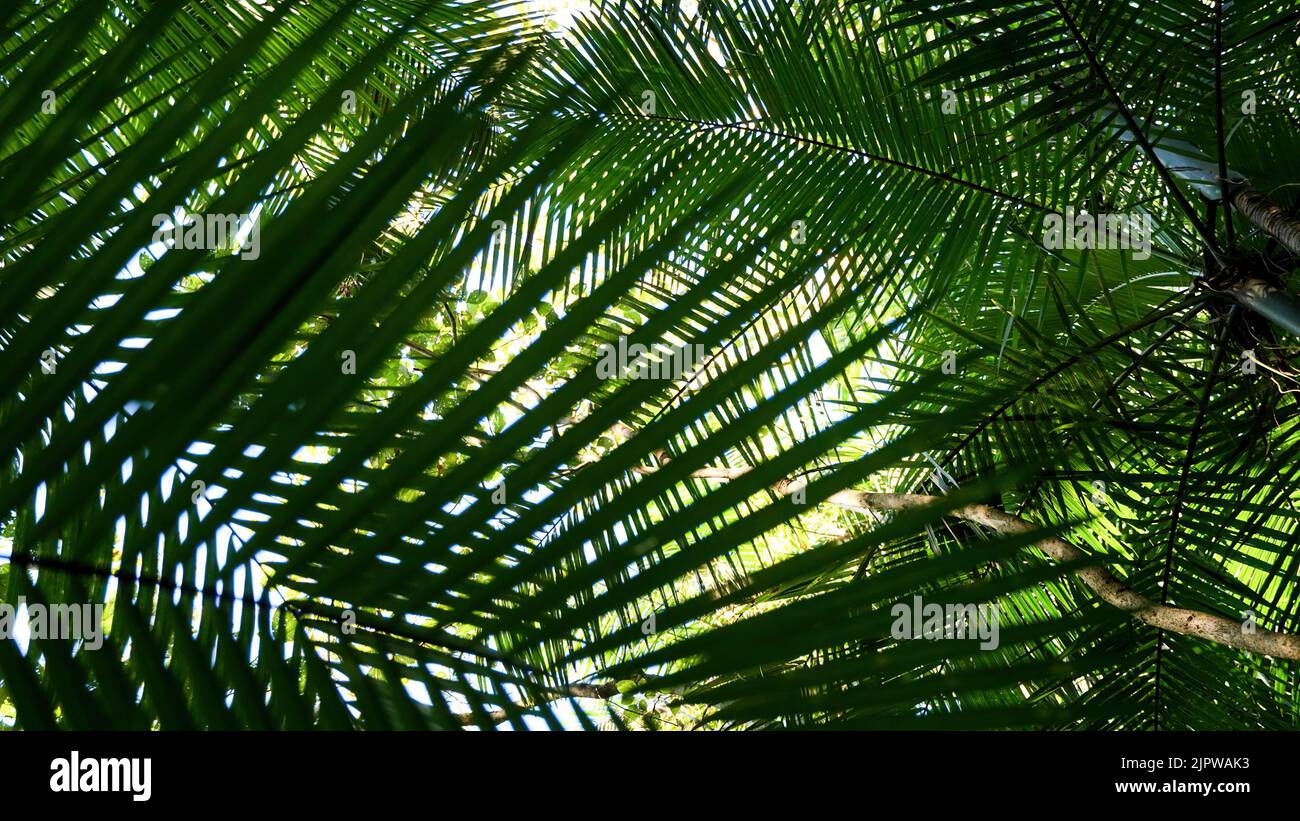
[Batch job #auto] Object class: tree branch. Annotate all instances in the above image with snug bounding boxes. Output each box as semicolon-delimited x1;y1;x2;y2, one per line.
634;464;1300;660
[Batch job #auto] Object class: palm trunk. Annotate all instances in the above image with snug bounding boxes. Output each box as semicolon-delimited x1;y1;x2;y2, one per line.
1223;186;1300;335
1231;186;1300;257
1103;115;1300;334
1229;277;1300;336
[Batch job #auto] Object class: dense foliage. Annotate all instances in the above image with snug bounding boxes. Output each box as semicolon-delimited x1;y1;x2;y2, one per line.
2;0;1299;729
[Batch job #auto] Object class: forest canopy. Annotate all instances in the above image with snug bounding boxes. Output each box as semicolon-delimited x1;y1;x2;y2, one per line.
1;0;1299;731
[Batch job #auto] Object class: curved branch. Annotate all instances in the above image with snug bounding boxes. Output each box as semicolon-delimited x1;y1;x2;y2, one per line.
641;465;1300;660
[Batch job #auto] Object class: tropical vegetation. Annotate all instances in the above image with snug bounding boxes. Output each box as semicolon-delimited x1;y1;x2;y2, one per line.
2;0;1299;730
